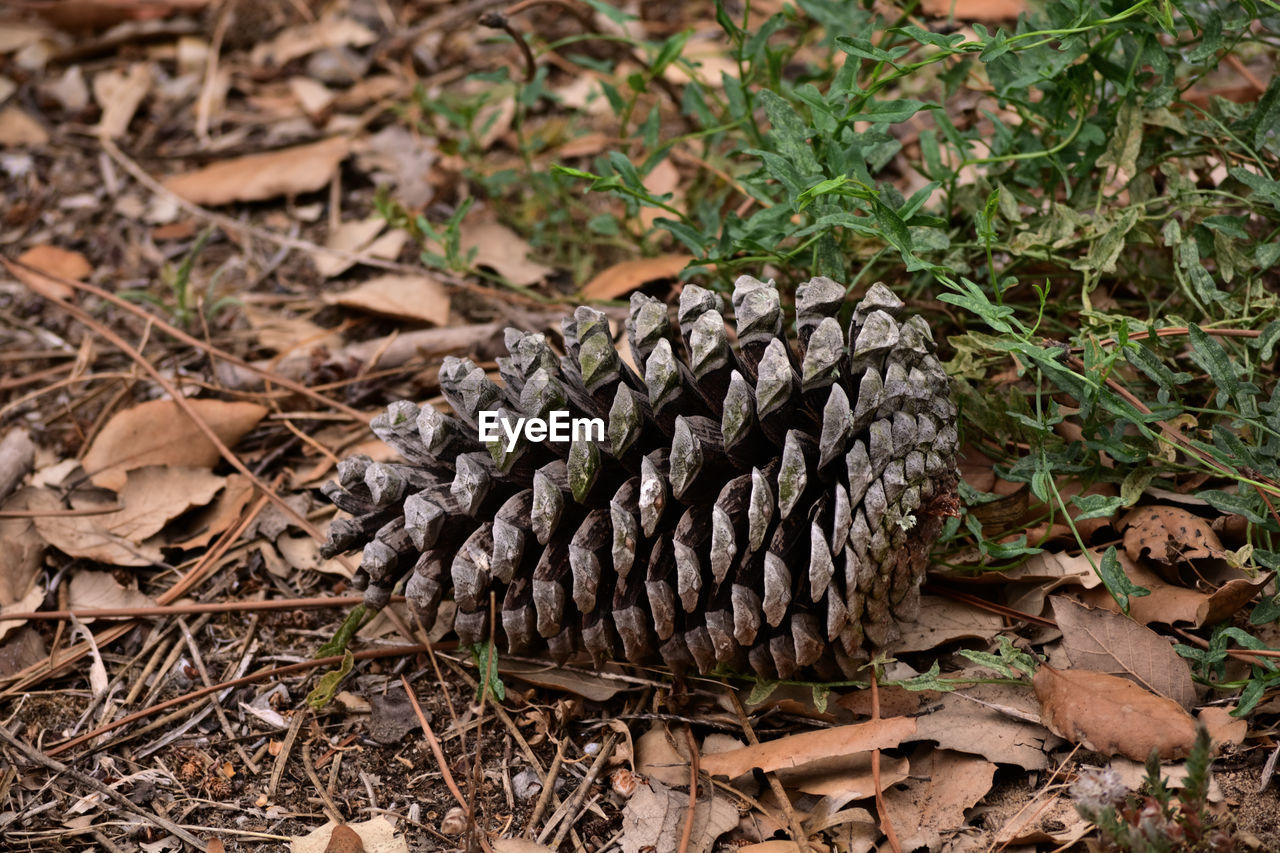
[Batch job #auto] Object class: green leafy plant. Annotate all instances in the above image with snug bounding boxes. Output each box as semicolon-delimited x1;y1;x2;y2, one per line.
1072;727;1244;852
119;226;240;329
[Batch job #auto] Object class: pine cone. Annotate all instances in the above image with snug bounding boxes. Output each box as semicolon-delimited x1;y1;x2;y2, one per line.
321;276;959;679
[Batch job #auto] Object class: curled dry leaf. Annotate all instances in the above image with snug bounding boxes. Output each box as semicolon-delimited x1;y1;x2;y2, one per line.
777;751;909;799
1050;596;1196;710
882;746;996;852
163;137;350;206
1120;505;1224;565
458;221;553;287
894;594;1006;653
1081;559;1270;627
1197;706;1247;747
699;716;915;779
580;254;693;301
1033;666;1198;760
636;723;690;787
68;570;155;617
620;777;737;853
82;398;268;490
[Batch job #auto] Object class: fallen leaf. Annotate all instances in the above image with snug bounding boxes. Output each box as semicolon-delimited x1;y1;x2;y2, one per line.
1120;505;1224;565
0;106;48;146
492;840;554;853
15;245;90;300
636;724;689;787
366;692;418;745
1003;549;1104;589
581;254;693;300
324;275;450;326
277;533;351;576
82;398;268;490
1033;666;1198;760
920;0;1027;21
354;126;436;209
639;158;681;231
163;473;256;549
0;489;45;641
1081;560;1270;627
252;17;377;68
241;305;341;357
777;751;909;799
35;468;224;566
500;657;625;702
67;570;155;617
1050;596;1196;710
894;594;1006;652
1197;706;1247;747
290;816;405;853
906;679;1055;770
163;137;350;206
459;221;552;287
0;628;48;679
882;746;996;851
289;76;334;121
314;218;386;279
699;716;915;779
620;777;737;853
992;792;1092;847
92;62;151;139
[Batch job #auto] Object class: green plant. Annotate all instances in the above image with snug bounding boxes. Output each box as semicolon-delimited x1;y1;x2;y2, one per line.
120;226;240;329
1072;727;1244;852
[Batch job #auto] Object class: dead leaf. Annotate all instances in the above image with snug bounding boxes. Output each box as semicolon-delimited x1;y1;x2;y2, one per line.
1197;706;1247;747
291;817;405;853
920;0;1027;21
1081;559;1269;627
277;533;351;576
289;77;334;121
581;255;693;301
252;17;377;68
0;106;48;147
639;158;681;231
163;137;350;206
500;658;625;703
777;751;909;799
67;570;155;617
82;398;268;490
906;678;1056;770
164;473;256;549
15;245;90;300
35;468;224;566
1033;666;1198;760
699;716;915;779
894;594;1006;652
459;221;552;287
354;126;436;209
241;305;340;357
1050;595;1196;710
1120;505;1224;565
0;490;45;641
324;275;450;326
882;746;995;851
620;777;737;853
314;218;386;279
492;840;554;853
636;724;690;787
92;62;151;139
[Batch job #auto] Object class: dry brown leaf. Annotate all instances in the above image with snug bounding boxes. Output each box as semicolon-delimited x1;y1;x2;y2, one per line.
492;840;554;853
164;472;256;549
636;723;690;787
882;746;995;852
67;570;155;617
906;679;1055;770
1120;505;1224;565
777;752;909;799
639;158;681;231
920;0;1027;23
290;816;405;853
894;594;1006;652
82;398;267;490
0;490;45;641
252;17;377;68
324;275;450;326
163;137;350;206
1081;559;1269;627
699;716;915;779
277;533;351;576
92;62;151;139
1033;666;1198;760
459;222;553;287
1003;549;1104;589
35;468;224;566
1050;595;1196;709
289;76;334;121
499;658;625;703
557;132;611;159
581;254;693;301
0;106;49;147
1197;706;1247;747
314;218;386;279
15;245;91;300
241;305;340;357
0;627;48;680
620;778;737;853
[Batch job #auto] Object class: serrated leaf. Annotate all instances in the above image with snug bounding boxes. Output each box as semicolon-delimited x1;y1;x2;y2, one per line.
748;679;781;705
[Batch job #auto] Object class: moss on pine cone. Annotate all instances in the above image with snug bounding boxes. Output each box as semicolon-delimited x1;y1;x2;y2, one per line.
321;275;959;679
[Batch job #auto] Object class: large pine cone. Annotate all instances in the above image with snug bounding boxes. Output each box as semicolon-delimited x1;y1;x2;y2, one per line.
321;276;959;679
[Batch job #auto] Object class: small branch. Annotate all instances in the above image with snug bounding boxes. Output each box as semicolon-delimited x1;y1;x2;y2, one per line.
480;11;536;82
677;725;700;853
726;688;812;853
